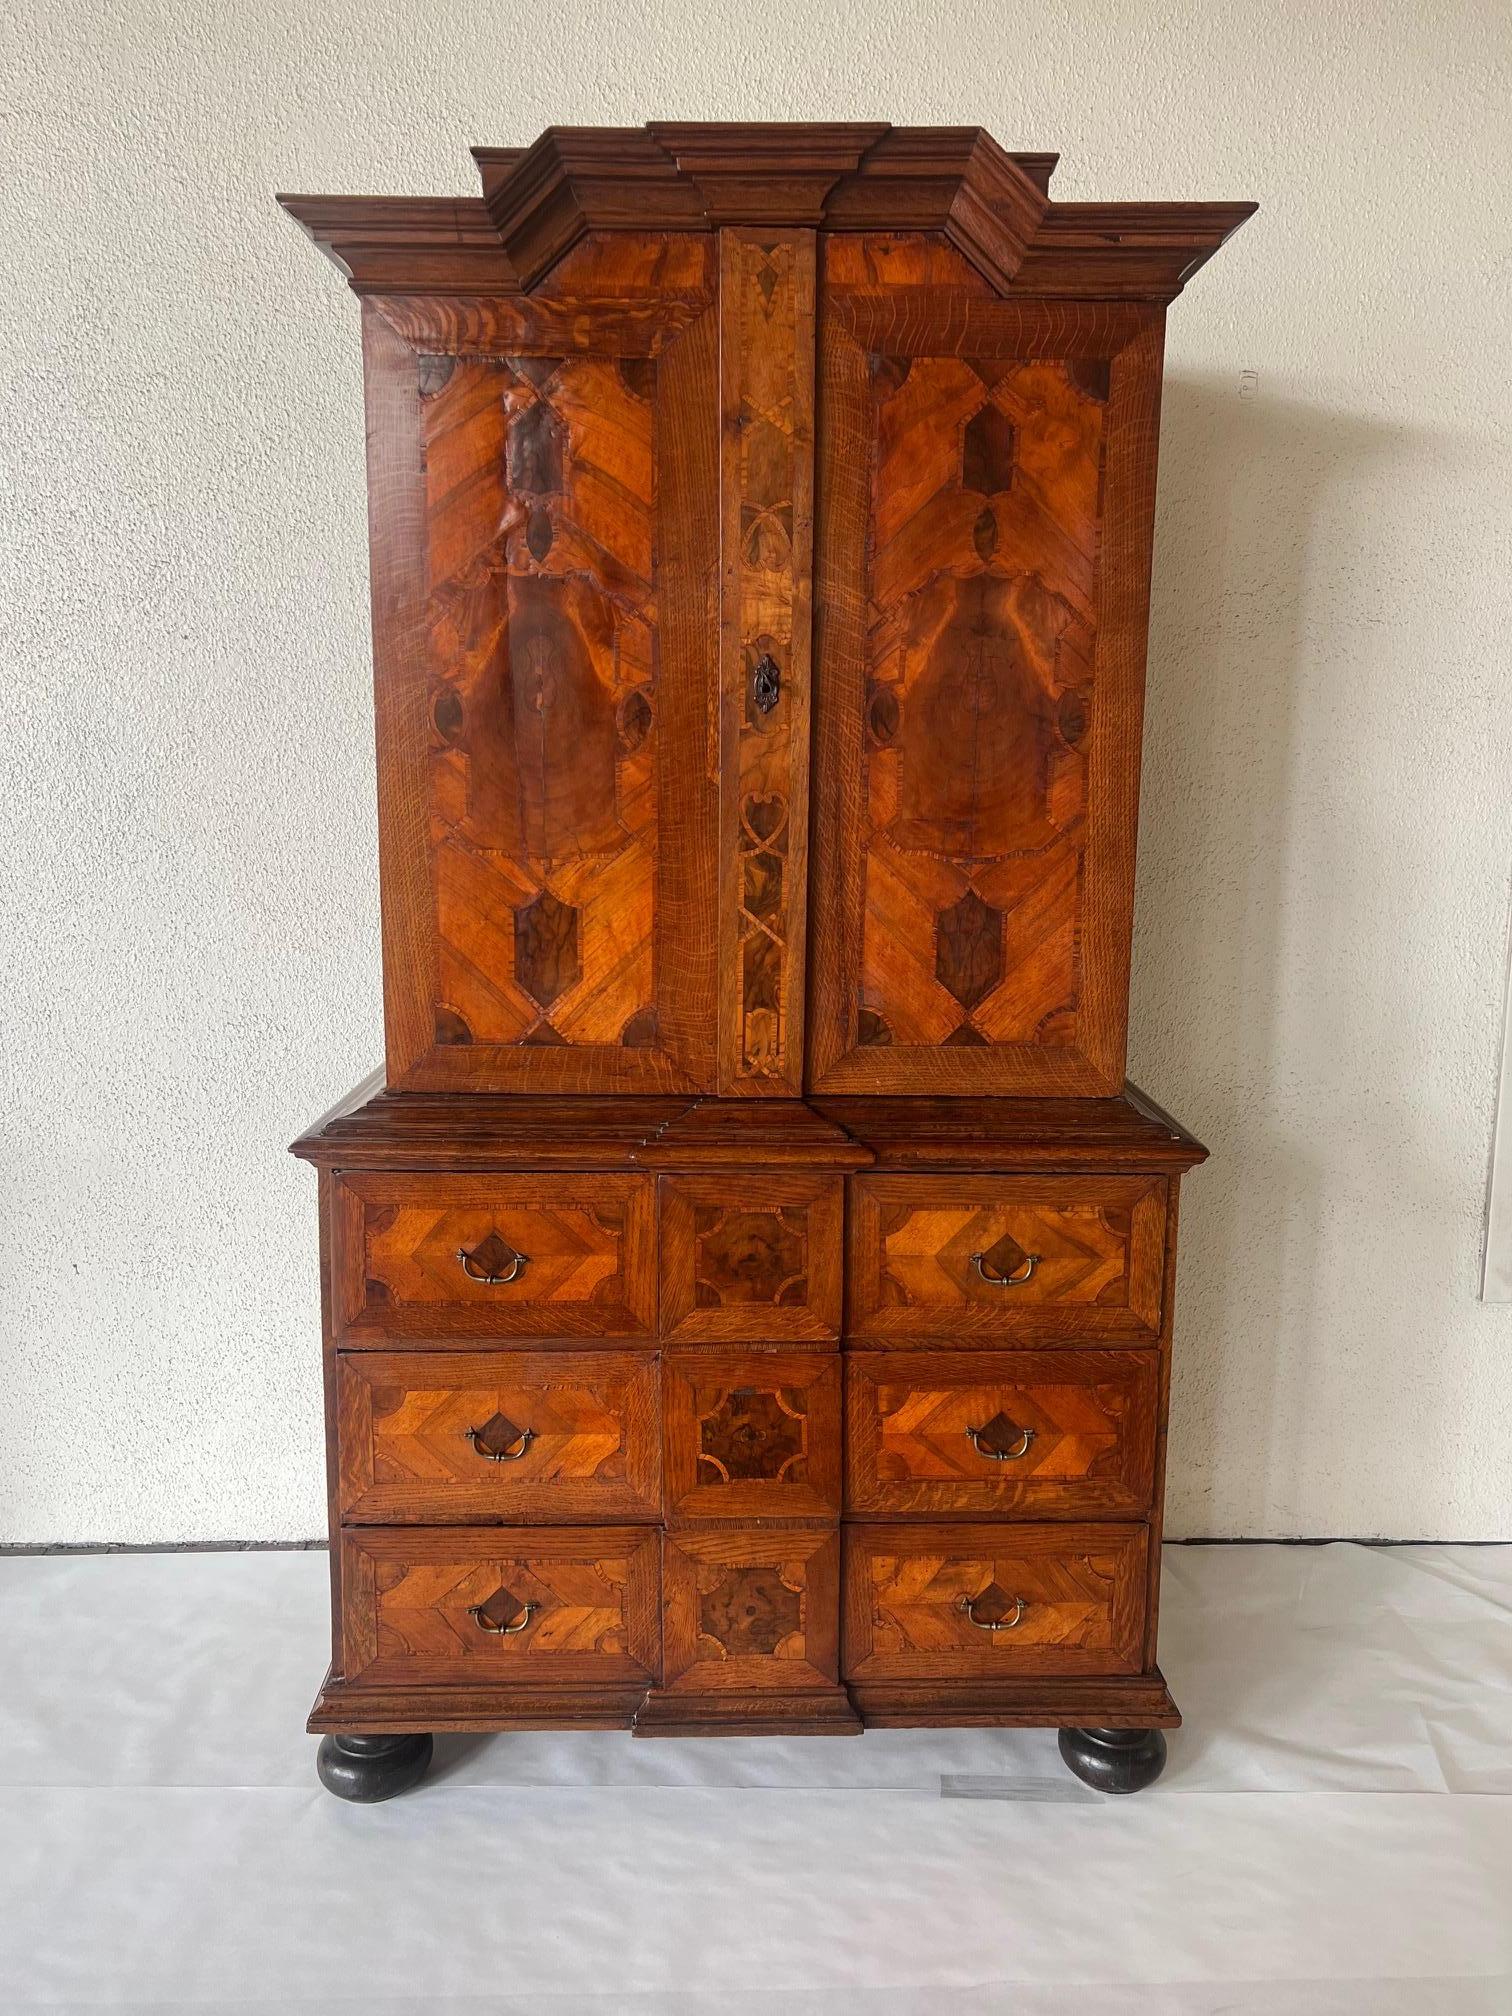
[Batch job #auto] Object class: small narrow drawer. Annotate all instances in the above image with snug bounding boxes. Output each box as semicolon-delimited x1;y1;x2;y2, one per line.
337;1350;660;1523
842;1523;1147;1681
663;1349;841;1523
847;1175;1166;1342
660;1526;841;1695
659;1175;843;1340
333;1172;657;1339
337;1526;660;1687
845;1350;1157;1518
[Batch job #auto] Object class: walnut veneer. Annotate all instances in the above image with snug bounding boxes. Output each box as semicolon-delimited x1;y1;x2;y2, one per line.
283;122;1251;1798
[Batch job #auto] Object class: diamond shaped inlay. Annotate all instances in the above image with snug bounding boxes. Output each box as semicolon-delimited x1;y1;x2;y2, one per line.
966;1582;1022;1627
935;888;1002;1010
962;404;1017;495
975;1410;1025;1456
472;1410;527;1457
514;891;580;1007
472;1585;528;1631
977;1230;1031;1280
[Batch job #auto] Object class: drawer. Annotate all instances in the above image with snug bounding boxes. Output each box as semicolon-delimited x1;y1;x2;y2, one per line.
660;1527;841;1695
334;1172;657;1339
845;1350;1157;1518
847;1175;1166;1341
659;1175;842;1340
337;1526;660;1687
842;1523;1147;1681
337;1351;660;1523
663;1349;841;1523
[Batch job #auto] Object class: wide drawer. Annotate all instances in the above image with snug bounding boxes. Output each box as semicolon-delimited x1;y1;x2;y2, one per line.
337;1351;660;1523
854;1354;1161;1516
841;1522;1148;1681
845;1350;1158;1518
846;1175;1166;1341
337;1526;661;1687
333;1172;657;1339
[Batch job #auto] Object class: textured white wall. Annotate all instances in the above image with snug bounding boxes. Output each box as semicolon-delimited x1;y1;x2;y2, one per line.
3;0;1509;1542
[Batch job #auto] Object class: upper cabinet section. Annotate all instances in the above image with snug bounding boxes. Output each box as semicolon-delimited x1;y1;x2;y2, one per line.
280;125;1252;1099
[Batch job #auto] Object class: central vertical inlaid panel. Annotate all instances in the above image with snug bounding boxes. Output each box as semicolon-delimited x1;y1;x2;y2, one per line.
717;229;816;1094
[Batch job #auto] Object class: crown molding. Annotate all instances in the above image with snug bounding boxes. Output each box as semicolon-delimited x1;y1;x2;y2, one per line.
278;124;1254;302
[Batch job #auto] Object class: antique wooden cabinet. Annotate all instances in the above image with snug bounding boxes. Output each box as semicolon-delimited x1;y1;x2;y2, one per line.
282;124;1252;1801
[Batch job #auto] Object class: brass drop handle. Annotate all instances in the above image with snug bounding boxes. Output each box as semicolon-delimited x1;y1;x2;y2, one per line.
465;1424;535;1462
456;1242;530;1285
468;1602;535;1636
960;1592;1026;1632
964;1422;1035;1461
970;1249;1041;1287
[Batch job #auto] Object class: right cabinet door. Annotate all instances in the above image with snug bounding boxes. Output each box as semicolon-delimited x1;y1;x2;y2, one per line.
808;235;1166;1096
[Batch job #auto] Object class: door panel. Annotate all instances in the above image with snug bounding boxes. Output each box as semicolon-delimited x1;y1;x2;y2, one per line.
366;235;720;1092
810;235;1165;1095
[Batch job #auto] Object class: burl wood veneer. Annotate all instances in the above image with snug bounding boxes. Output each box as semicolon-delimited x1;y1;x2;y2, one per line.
283;122;1251;1801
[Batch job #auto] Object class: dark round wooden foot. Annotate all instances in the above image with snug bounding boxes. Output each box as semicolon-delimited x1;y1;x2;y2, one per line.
316;1731;433;1803
1058;1725;1167;1795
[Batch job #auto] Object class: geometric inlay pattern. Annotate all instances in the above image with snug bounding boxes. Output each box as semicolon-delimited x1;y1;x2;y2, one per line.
877;1199;1131;1312
423;352;658;1050
857;357;1107;1052
727;232;806;1081
513;890;580;1006
697;1386;807;1483
935;887;1002;1010
693;1205;808;1307
699;1564;802;1657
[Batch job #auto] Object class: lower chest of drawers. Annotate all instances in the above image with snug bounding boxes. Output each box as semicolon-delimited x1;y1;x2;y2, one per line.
311;1155;1184;1738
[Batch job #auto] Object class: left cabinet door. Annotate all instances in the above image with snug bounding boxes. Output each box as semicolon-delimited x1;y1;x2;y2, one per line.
363;235;720;1091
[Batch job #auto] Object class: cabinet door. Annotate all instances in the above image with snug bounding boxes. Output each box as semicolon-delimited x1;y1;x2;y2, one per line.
365;235;720;1092
809;236;1166;1096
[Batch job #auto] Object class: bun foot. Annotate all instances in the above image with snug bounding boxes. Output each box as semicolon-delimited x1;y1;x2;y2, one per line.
1058;1725;1167;1795
316;1731;433;1803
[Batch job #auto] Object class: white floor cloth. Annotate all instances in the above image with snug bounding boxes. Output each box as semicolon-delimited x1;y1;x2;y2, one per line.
2;1542;1509;2011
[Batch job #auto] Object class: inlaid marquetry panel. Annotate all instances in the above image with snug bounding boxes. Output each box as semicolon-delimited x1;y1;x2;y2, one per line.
659;1174;842;1339
338;1526;661;1686
335;1172;656;1338
663;1349;840;1522
842;1522;1147;1681
811;260;1168;1096
845;1349;1157;1517
337;1350;660;1522
658;1527;840;1695
717;228;815;1094
847;1174;1166;1341
364;243;720;1095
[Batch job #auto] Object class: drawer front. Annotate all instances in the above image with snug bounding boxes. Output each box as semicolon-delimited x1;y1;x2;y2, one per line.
337;1351;660;1523
842;1523;1147;1681
659;1175;843;1340
661;1527;840;1695
338;1526;660;1687
335;1172;656;1339
847;1175;1166;1341
845;1350;1157;1518
663;1350;841;1523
